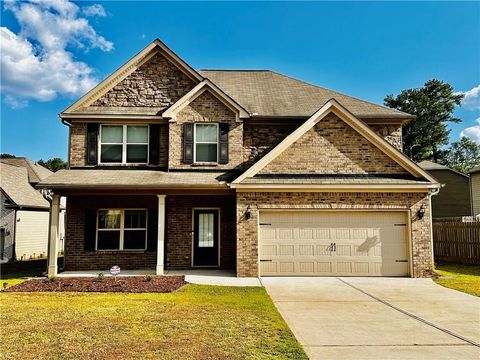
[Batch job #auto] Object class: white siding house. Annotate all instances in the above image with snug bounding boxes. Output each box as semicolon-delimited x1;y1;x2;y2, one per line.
0;159;65;262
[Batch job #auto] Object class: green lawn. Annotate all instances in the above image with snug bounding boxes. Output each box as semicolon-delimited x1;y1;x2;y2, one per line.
434;262;480;297
0;283;307;360
0;270;44;289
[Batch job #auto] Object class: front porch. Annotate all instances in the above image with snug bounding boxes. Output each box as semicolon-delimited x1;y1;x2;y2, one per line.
47;193;237;278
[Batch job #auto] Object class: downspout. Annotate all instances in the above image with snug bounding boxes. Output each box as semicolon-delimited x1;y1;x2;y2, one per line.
61;116;72;169
429;187;440;269
12;209;17;262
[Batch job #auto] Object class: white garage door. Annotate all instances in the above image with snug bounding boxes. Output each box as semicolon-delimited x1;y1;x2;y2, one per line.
259;211;410;276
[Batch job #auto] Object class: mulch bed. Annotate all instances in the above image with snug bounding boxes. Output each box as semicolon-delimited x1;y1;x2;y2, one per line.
5;276;186;293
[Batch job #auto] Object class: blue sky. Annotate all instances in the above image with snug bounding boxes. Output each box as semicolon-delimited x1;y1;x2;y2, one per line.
1;1;479;161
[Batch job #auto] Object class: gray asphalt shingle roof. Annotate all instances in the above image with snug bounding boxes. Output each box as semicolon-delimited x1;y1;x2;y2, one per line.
38;170;233;189
0;163;50;208
199;70;413;119
0;158;52;183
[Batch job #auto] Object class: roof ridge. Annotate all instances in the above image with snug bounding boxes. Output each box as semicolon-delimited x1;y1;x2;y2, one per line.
267;70;412;117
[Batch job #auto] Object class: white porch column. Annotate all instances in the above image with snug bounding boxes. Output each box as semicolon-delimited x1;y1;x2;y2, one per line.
47;194;60;277
156;195;167;275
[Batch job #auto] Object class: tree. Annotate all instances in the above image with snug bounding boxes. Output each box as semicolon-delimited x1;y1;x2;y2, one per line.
384;79;463;162
0;153;16;158
443;137;480;174
37;158;68;172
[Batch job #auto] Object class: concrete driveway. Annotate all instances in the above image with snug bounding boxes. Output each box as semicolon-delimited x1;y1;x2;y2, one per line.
262;277;480;360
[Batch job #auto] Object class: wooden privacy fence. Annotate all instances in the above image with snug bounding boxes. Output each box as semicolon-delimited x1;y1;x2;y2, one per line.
433;220;480;264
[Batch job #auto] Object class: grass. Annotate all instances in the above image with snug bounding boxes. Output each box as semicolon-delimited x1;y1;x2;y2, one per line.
434;262;480;297
0;283;307;360
0;270;44;289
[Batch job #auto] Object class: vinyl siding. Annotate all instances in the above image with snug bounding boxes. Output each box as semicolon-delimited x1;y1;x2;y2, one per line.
472;173;480;216
15;210;49;260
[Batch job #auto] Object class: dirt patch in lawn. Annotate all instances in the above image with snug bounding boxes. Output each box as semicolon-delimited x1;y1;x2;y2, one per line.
5;276;186;293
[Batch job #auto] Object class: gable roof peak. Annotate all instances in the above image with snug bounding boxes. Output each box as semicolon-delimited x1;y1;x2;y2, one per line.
233;99;438;185
62;38;204;115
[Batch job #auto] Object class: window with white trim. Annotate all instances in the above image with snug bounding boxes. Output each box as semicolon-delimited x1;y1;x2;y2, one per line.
100;125;149;164
96;209;147;250
194;123;218;163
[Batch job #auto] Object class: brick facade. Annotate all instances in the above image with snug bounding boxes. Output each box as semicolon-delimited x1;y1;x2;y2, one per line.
169;90;243;170
260;113;408;175
65;195;157;271
91;52;196;108
69;123;87;167
166;195;236;270
236;191;433;278
243;123;297;167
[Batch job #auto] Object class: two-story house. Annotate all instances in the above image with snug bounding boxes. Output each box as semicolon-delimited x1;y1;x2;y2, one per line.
39;39;440;278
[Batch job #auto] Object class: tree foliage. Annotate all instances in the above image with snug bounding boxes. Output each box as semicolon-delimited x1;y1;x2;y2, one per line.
443;137;480;174
37;158;68;172
384;79;463;162
0;153;16;158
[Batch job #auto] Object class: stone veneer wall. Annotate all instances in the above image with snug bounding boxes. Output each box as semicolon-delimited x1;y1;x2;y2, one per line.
236;191;433;278
166;195;236;270
370;124;403;152
64;196;157;270
260;113;407;175
169;90;243;170
91;52;196;108
69;123;169;168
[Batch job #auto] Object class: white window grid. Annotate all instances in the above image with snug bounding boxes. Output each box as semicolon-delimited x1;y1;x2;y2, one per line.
193;123;219;163
96;208;148;251
99;125;150;164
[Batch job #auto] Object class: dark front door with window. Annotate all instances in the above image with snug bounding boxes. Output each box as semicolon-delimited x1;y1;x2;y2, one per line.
193;210;219;267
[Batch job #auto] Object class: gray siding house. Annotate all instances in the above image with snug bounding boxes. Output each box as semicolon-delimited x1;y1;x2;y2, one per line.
418;160;472;218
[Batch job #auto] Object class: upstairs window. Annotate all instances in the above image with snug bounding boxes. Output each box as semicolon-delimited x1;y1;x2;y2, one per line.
194;123;218;163
100;125;149;164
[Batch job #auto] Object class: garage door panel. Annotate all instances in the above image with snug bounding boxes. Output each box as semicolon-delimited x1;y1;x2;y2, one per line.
259;211;409;277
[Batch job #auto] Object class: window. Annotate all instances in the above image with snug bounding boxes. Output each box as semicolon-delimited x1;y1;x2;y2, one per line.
194;123;218;163
96;209;147;250
198;212;215;247
100;125;149;163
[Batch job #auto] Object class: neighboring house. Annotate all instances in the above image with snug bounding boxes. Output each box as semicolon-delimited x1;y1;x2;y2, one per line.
0;159;65;262
469;166;480;217
39;39;440;278
418;160;472;218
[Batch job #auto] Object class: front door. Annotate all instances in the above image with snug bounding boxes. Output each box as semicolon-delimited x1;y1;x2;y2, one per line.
193;209;219;267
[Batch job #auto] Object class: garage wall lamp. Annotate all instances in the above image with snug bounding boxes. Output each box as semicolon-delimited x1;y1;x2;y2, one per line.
245;205;252;220
417;204;426;220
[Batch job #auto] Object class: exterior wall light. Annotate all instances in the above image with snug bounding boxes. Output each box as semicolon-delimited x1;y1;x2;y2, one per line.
417;204;426;220
245;205;252;220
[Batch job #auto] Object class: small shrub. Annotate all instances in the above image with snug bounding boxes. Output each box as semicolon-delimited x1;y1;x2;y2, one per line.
97;272;105;282
145;275;153;282
3;282;8;290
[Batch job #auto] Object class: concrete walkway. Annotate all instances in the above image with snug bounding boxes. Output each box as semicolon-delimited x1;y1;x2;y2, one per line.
59;270;262;287
262;277;480;360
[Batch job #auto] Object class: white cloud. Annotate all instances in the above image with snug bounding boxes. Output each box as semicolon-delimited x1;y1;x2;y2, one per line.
3;95;28;109
461;117;480;144
1;0;113;107
461;85;480;110
82;4;107;17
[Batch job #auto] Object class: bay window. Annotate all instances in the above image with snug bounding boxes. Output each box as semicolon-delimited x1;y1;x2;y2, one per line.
100;125;149;164
194;123;218;163
96;209;147;250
